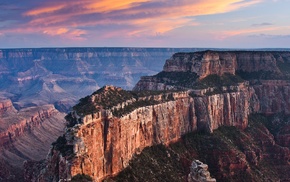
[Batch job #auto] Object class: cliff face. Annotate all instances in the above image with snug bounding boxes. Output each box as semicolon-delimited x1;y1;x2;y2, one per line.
28;50;290;181
34;84;253;181
163;51;238;78
0;104;65;181
135;51;290;90
162;51;287;78
252;80;290;114
108;115;290;182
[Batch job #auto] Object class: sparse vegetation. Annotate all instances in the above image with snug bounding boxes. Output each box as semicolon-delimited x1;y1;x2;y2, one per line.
106;117;288;182
92;86;134;109
52;135;74;157
73;96;99;116
194;73;244;89
71;174;93;182
112;100;158;117
71;86;180;118
152;71;199;88
277;61;290;75
65;112;78;128
236;70;286;80
248;113;290;136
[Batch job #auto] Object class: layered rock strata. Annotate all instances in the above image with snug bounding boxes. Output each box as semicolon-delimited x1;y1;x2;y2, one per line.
29;50;290;181
134;50;290;90
33;84;254;181
0;104;65;181
0;47;201;111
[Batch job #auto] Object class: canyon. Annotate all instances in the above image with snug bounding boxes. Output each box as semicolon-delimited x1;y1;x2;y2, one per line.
0;47;201;112
24;50;290;181
0;47;202;181
0;99;65;181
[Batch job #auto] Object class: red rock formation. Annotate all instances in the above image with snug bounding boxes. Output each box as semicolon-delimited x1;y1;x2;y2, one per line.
162;51;282;79
253;80;290;114
33;86;252;181
0;105;66;181
27;51;290;181
0;98;16;116
0;105;59;146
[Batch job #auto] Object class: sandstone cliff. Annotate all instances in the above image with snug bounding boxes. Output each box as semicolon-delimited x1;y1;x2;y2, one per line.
31;83;255;181
27;50;290;181
134;50;290;90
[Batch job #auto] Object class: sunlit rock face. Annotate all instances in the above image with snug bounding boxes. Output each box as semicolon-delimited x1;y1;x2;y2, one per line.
25;50;290;181
32;86;251;181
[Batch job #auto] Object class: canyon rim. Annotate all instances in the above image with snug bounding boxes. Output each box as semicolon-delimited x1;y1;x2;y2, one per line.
23;50;290;182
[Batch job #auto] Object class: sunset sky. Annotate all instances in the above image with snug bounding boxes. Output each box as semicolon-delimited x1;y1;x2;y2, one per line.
0;0;289;48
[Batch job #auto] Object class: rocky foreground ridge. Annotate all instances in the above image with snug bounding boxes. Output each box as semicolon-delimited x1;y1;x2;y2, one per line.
26;50;290;181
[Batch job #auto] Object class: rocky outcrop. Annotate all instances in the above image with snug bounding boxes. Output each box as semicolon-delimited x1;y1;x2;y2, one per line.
106;114;290;182
163;51;288;78
135;50;290;90
187;160;216;182
252;80;290;114
163;51;238;78
27;50;290;181
0;98;16;116
32;84;253;181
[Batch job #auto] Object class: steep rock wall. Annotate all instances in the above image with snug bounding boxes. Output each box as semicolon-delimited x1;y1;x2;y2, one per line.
36;87;253;181
252;80;290;114
163;51;286;79
26;50;290;181
163;51;238;79
0;105;59;146
0;105;66;181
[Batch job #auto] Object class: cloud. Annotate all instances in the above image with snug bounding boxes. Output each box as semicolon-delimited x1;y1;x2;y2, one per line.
216;25;290;40
24;4;66;16
251;22;273;27
249;33;290;38
0;0;263;42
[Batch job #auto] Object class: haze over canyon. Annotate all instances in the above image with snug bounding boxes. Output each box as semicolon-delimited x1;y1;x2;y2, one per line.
1;48;290;182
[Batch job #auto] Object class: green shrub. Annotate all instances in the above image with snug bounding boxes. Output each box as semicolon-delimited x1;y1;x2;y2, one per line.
71;174;93;182
152;71;199;88
52;135;73;157
194;73;244;88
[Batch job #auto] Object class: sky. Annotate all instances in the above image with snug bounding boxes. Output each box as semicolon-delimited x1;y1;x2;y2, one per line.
0;0;289;48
